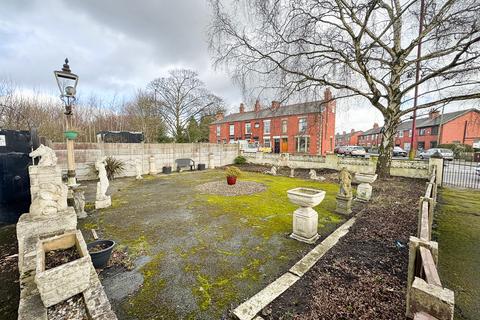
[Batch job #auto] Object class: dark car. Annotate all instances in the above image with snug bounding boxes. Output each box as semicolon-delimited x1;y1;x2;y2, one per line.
334;146;349;155
393;146;407;157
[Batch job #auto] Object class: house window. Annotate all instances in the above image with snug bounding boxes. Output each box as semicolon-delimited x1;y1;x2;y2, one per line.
282;120;288;134
409;129;412;137
417;141;425;150
419;128;426;136
296;136;309;153
431;126;439;135
216;125;221;137
298;118;307;132
430;141;438;148
399;131;404;138
229;124;235;136
264;120;271;134
264;137;271;148
245;122;251;134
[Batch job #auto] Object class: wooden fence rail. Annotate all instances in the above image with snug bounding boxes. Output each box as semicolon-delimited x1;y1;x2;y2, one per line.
406;166;455;320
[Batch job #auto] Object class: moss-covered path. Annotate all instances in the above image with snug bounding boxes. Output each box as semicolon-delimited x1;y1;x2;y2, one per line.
435;188;480;320
80;170;344;319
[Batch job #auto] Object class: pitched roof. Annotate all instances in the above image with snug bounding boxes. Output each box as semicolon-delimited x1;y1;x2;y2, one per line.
336;130;362;140
359;108;479;135
212;100;324;124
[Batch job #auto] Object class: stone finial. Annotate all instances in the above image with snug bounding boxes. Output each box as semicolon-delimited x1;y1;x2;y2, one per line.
29;144;57;166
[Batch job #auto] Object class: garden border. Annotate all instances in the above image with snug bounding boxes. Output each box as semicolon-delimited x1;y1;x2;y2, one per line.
232;216;356;320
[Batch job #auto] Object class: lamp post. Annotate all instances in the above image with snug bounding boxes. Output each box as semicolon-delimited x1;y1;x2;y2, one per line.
54;58;79;187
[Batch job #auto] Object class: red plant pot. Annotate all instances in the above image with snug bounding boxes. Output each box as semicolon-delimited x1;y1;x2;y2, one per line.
226;176;237;185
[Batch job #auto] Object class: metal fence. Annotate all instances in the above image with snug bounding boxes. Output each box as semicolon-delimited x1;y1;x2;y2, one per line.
442;159;480;189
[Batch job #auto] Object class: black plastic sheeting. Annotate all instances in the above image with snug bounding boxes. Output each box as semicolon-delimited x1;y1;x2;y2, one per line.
0;129;38;224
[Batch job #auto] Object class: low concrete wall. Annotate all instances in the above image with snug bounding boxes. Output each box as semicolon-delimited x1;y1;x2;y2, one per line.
243;153;431;178
51;142;239;181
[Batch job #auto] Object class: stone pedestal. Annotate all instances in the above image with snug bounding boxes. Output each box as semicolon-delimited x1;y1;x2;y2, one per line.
290;168;295;178
95;196;111;209
335;194;353;216
290;207;320;244
356;183;372;202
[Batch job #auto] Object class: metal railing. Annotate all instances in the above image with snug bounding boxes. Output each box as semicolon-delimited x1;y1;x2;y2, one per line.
442;158;480;189
406;168;455;320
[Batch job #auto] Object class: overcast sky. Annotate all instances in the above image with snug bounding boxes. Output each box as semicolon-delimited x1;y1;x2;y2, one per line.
2;0;467;134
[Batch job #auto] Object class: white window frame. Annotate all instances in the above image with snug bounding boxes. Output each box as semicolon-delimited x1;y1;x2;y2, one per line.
263;120;271;134
263;137;271;148
245;122;251;134
298;117;307;132
295;136;309;153
281;119;288;134
399;131;403;138
216;125;221;137
229;124;235;136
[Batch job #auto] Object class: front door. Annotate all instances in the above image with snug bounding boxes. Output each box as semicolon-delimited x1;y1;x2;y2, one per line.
274;138;281;153
281;138;288;153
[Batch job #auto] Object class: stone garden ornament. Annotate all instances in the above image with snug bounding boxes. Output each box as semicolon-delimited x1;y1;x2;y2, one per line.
29;182;68;218
135;158;143;179
29;144;57;166
309;169;326;181
95;157;111;209
264;166;277;176
335;167;353;215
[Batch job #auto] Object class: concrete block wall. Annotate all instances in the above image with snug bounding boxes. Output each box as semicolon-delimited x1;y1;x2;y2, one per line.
51;143;239;181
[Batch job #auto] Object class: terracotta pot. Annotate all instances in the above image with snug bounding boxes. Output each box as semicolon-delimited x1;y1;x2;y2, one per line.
226;176;237;185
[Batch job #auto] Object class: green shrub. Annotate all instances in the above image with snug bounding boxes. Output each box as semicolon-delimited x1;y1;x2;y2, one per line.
234;155;247;165
89;156;126;180
439;143;473;158
225;166;242;178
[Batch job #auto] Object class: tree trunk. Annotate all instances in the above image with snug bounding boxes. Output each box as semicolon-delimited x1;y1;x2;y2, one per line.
376;113;399;178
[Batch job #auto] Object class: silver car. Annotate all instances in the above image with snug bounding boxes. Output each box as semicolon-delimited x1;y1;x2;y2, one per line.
418;148;454;160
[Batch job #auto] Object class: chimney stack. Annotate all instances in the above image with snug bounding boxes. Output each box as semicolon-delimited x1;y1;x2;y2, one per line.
239;103;245;113
324;87;333;102
271;101;280;111
343;131;346;135
215;111;224;121
254;100;261;113
351;129;355;133
373;123;379;129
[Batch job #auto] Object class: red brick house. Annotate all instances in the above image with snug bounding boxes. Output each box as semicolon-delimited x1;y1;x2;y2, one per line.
209;88;336;155
335;129;363;146
358;108;480;151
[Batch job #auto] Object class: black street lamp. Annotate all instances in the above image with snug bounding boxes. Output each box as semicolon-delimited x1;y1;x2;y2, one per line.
54;58;79;186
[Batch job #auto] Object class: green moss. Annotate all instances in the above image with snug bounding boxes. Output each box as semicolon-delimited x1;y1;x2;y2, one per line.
82;222;98;230
435;188;480;320
193;172;343;239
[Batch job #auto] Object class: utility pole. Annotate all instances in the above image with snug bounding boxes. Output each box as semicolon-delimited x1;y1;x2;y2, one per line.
409;0;426;159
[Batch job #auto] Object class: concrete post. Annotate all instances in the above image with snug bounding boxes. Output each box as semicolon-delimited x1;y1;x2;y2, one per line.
428;158;444;185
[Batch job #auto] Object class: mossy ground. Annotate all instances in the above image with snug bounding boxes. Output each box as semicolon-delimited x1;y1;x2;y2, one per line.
79;170;344;319
435;188;480;320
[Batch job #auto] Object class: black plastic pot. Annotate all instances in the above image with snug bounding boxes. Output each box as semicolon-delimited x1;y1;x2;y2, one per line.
87;240;115;269
197;163;206;171
162;166;172;174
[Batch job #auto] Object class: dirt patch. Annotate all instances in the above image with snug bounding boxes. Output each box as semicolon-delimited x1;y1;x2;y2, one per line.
47;293;88;320
45;247;81;270
231;163;339;183
0;224;19;319
195;180;267;196
265;177;424;320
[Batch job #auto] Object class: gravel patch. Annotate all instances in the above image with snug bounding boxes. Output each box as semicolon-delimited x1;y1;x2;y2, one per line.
47;294;88;320
196;180;267;196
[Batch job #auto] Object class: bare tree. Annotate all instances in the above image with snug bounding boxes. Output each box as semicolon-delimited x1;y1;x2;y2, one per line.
209;0;480;177
148;69;225;142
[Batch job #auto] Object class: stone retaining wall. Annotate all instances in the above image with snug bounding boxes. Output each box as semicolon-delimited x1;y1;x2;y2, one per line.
243;153;431;178
51;142;239;180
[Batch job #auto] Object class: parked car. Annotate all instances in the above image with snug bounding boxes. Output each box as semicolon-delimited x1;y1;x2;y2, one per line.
334;146;349;155
393;146;407;157
418;148;454;160
350;146;367;157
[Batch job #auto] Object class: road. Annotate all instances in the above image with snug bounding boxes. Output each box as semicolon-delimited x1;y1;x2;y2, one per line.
442;161;480;189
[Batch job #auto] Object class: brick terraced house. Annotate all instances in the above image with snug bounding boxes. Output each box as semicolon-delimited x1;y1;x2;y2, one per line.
209;88;336;155
358;108;480;151
335;129;363;147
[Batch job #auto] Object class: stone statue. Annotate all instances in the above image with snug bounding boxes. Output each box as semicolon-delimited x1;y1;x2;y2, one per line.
338;167;353;197
29;144;57;166
264;166;277;176
73;189;86;219
29;182;68;217
309;169;326;181
135;158;143;180
95;157;109;201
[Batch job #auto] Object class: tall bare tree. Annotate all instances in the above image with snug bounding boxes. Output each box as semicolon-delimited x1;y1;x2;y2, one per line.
148;69;225;142
209;0;480;177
